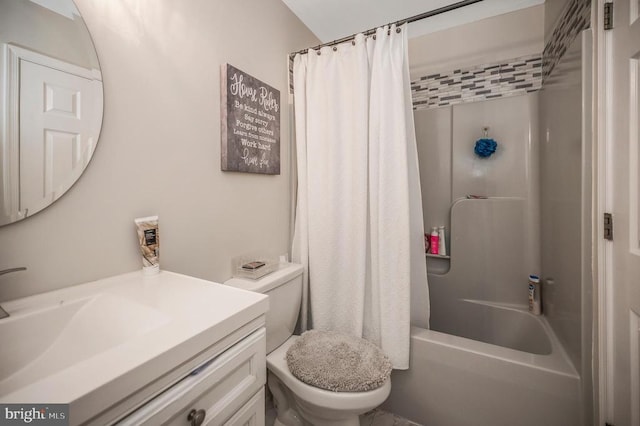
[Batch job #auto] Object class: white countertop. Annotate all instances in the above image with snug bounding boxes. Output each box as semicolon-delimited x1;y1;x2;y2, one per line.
0;270;268;424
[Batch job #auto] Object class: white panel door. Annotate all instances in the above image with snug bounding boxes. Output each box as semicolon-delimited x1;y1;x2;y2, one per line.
19;59;100;215
608;0;640;425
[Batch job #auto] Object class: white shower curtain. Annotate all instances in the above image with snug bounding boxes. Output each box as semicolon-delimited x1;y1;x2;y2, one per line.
292;24;428;369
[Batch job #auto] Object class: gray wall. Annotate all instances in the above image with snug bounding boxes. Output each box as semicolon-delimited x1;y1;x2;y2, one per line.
409;5;544;79
0;0;318;301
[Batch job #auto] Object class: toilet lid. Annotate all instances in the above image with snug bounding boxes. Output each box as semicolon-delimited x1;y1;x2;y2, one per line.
285;330;392;392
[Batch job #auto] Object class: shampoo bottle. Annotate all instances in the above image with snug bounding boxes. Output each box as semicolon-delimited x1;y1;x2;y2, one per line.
430;227;439;255
528;274;541;315
438;226;447;256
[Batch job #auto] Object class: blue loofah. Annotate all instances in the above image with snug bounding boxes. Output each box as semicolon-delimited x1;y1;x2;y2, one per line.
474;138;497;158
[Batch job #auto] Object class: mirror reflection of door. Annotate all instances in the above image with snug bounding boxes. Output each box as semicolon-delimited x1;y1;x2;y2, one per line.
0;0;103;226
19;53;102;216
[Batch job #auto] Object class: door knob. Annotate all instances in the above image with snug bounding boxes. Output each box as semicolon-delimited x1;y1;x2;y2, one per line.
187;408;206;426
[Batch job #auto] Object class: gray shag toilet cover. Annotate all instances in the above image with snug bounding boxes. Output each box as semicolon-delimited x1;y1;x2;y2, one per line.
285;330;392;392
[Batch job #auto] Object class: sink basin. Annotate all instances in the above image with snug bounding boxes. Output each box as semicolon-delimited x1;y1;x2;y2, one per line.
0;293;170;396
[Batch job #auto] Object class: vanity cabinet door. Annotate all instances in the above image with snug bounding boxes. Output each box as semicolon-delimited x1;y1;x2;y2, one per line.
220;389;264;426
118;328;266;426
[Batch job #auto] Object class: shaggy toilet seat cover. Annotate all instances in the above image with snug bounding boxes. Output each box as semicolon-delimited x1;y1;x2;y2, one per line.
285;330;392;392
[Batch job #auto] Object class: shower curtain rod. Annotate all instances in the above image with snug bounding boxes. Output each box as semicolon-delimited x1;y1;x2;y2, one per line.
289;0;484;58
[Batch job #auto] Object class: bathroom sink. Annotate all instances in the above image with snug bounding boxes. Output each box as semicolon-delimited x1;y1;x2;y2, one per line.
0;293;170;395
0;270;268;425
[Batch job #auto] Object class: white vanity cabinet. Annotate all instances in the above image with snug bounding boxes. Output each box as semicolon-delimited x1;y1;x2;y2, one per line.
118;328;266;426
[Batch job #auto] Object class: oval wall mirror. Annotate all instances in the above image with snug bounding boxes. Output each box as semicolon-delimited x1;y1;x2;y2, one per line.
0;0;103;226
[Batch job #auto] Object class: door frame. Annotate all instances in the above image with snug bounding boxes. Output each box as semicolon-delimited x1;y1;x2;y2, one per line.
594;0;617;424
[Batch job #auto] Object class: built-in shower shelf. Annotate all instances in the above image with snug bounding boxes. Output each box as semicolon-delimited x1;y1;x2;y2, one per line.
426;254;450;259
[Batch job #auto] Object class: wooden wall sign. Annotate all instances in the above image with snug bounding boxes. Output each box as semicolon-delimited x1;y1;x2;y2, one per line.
220;64;280;174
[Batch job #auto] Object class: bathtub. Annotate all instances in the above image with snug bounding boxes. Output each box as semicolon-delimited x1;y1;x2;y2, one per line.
381;300;581;426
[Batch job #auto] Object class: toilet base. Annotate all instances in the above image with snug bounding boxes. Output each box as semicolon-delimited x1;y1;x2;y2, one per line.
268;371;366;426
274;420;359;426
268;371;305;426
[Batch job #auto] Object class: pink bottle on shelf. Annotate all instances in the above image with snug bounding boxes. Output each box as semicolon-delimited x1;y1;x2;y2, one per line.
430;227;439;255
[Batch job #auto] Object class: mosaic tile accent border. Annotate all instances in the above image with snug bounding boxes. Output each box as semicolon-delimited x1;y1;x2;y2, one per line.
542;0;591;80
411;54;542;110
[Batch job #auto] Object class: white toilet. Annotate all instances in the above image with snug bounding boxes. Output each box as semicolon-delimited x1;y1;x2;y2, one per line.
224;263;391;426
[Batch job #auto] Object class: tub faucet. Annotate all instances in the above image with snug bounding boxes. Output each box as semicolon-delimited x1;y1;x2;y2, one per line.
0;267;26;319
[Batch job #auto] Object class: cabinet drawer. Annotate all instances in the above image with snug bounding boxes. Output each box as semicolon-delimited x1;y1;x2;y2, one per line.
221;389;264;426
118;328;266;426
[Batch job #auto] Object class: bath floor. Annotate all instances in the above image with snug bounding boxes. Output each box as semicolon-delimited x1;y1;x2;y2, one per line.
265;386;421;426
360;409;423;426
265;406;421;426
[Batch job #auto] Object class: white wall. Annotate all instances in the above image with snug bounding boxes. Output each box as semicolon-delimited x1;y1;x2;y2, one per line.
0;0;318;301
0;0;98;69
408;4;544;79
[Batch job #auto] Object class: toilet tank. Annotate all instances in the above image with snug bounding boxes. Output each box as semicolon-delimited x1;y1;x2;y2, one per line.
224;263;303;353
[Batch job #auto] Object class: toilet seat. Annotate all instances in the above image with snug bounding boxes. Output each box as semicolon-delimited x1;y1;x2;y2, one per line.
267;336;391;412
286;330;392;392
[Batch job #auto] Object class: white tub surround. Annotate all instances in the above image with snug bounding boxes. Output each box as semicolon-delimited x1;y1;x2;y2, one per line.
0;271;268;425
440;299;553;355
383;324;580;426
